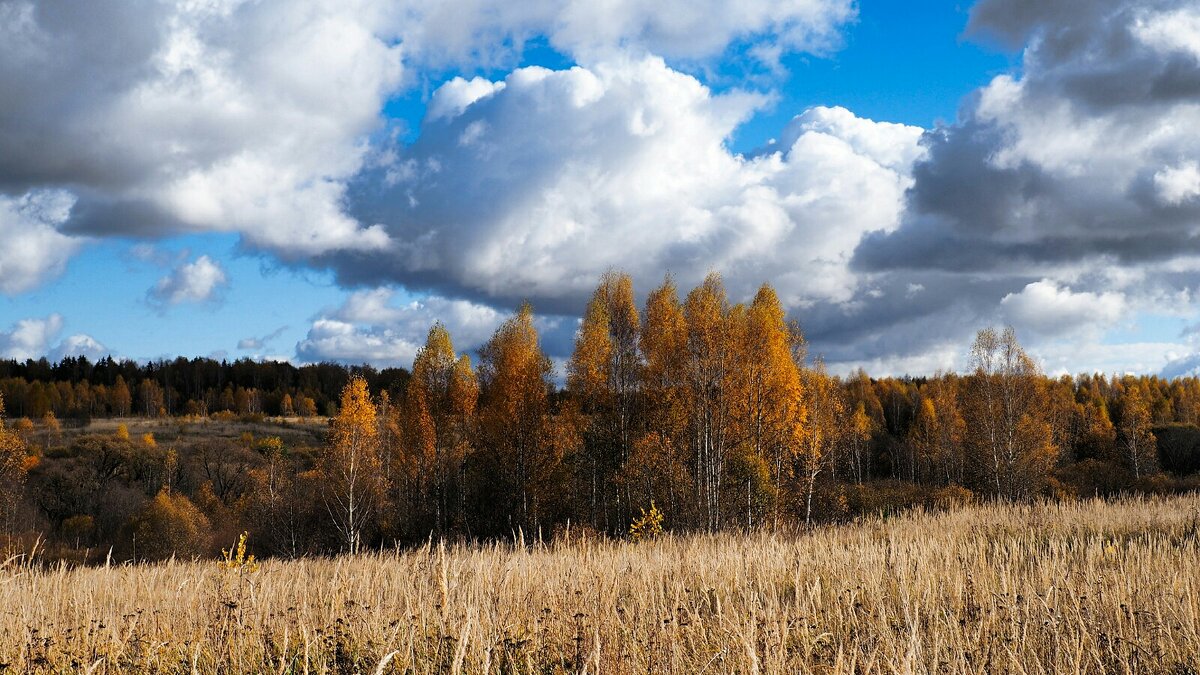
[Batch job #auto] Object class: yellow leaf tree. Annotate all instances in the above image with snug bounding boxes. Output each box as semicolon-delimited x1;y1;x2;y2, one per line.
403;323;478;535
683;273;735;531
727;284;807;528
798;362;845;525
567;271;641;531
319;377;386;554
628;275;692;526
476;302;560;535
0;393;30;536
962;327;1057;499
1117;381;1156;480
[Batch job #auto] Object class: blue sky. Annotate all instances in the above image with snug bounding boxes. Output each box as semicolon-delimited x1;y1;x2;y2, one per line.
2;0;1200;376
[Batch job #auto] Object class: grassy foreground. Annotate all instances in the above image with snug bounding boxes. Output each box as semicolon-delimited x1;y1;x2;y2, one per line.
3;497;1200;674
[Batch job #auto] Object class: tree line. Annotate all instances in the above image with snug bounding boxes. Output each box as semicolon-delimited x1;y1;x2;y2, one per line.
0;355;410;421
3;271;1200;562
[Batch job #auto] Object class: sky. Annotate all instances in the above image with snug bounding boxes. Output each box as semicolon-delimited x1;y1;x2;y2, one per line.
2;0;1200;379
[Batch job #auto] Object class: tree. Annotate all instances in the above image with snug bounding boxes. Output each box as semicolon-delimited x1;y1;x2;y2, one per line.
727;284;807;527
1118;383;1156;480
110;376;132;416
634;276;693;525
138;379;164;417
683;273;736;531
131;489;213;561
279;393;295;417
318;377;386;554
908;377;965;485
401;323;478;535
798;363;845;525
567;271;641;531
295;394;318;417
962;327;1056;499
0;394;30;535
842;402;873;484
476;302;560;535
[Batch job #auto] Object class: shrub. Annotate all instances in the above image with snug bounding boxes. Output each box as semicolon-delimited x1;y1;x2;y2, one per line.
131;490;213;562
629;501;664;542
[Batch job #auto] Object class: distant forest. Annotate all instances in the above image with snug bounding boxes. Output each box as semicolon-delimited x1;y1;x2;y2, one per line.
0;355;411;420
3;271;1200;563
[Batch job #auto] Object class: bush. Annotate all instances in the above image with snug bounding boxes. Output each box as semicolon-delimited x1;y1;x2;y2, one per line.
130;490;213;562
1055;459;1131;498
928;485;974;511
845;481;931;518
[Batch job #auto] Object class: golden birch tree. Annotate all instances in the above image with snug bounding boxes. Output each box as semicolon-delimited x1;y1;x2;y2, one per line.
567;271;641;531
1117;383;1156;480
683;273;735;531
962;327;1056;499
629;276;693;525
476;303;560;535
319;377;385;554
0;393;30;536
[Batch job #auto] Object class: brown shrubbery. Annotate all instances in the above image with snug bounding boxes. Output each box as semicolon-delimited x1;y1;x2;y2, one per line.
130;489;212;561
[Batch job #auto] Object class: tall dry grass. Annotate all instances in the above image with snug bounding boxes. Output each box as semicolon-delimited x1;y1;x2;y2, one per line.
3;495;1199;673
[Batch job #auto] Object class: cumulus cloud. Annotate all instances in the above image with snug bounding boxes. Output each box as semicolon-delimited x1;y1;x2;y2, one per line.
393;0;854;68
296;288;511;366
0;190;80;294
342;58;922;314
823;0;1200;372
1000;280;1126;337
0;314;106;362
51;333;110;362
148;255;228;307
0;0;856;294
1155;162;1200;205
1;0;401;262
9;0;1200;376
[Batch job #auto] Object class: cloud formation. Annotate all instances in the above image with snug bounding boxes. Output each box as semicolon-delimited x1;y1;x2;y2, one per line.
148;255;228;306
5;0;1200;376
0;314;107;362
0;190;80;294
343;59;921;314
0;0;856;295
296;288;511;366
823;0;1200;373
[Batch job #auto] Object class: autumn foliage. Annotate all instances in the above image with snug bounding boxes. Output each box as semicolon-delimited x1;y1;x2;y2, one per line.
1;271;1198;560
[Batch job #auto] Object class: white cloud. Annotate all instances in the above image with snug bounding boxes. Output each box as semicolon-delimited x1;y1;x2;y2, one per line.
51;334;109;362
354;58;922;309
2;0;404;266
0;0;857;293
0;314;63;361
148;255;229;306
0;314;106;362
0;190;81;295
297;318;421;366
1000;280;1126;337
1133;7;1200;60
777;105;926;172
1155;162;1200;205
297;288;508;366
394;0;854;68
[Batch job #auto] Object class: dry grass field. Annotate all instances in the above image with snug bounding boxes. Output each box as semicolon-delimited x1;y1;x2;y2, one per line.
3;495;1200;674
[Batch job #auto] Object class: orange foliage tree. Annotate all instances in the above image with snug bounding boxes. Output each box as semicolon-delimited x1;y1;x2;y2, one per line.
476;303;562;535
319;377;386;554
962;327;1057;499
0;393;29;536
568;271;641;531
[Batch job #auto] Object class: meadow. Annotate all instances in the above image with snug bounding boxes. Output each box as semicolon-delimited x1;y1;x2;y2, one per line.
3;494;1199;674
